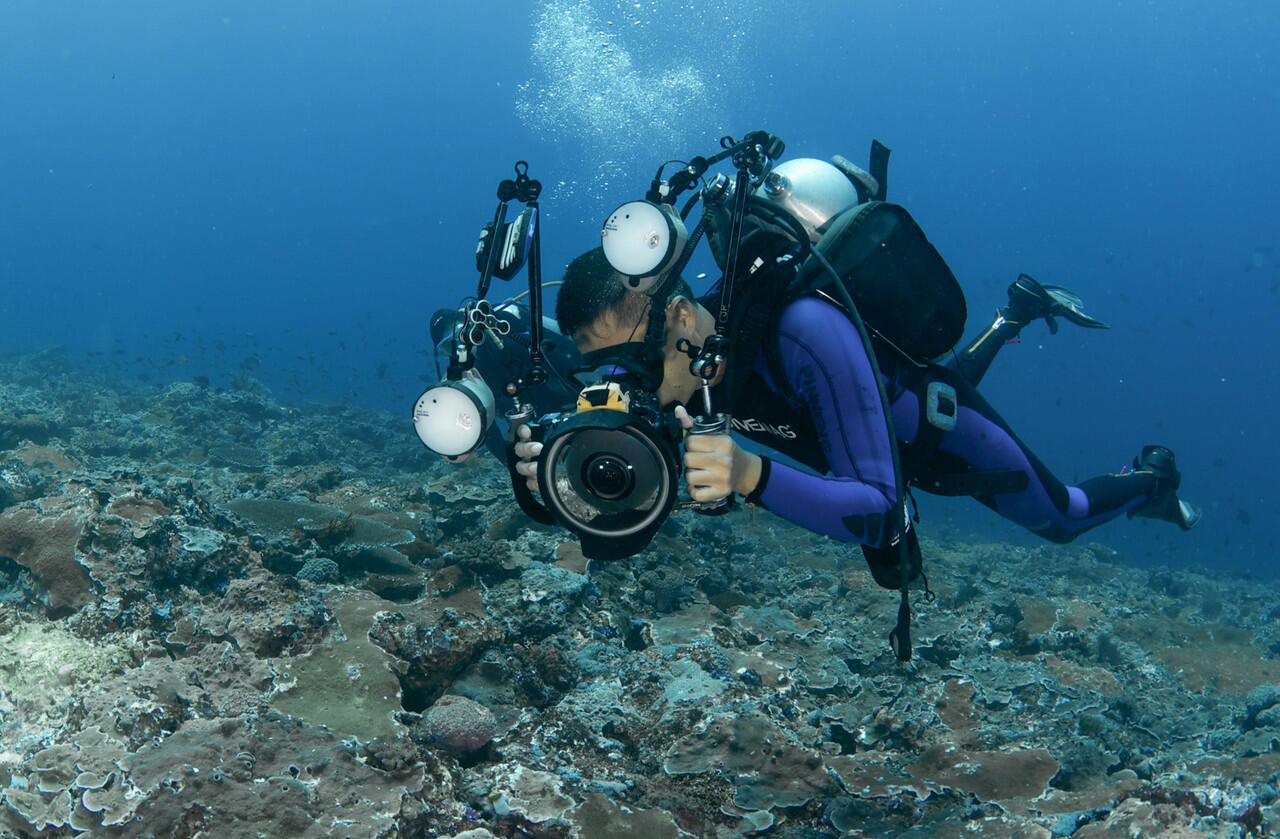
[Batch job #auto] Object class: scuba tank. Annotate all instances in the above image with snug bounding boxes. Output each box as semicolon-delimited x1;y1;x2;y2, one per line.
705;155;967;370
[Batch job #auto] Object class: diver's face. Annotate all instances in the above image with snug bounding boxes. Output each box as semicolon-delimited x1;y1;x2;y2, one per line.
572;299;704;408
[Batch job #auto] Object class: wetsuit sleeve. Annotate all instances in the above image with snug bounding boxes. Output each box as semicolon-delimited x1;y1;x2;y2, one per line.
752;297;899;546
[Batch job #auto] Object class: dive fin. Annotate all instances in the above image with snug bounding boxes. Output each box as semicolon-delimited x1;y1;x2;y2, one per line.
1128;445;1202;531
1009;273;1110;332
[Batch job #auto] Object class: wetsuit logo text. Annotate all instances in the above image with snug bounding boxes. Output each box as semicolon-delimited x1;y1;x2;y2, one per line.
731;416;797;440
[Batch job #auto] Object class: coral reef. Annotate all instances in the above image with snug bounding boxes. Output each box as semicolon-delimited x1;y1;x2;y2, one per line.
0;498;92;615
0;348;1277;837
421;695;498;754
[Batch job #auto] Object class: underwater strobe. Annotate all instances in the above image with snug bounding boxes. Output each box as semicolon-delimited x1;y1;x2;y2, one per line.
413;377;494;458
412;301;511;457
600;200;688;293
414;160;544;459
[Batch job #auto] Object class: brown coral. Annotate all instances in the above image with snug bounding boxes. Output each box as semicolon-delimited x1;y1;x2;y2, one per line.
0;498;92;615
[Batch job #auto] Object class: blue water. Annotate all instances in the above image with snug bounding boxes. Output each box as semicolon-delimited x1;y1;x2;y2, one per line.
3;0;1276;575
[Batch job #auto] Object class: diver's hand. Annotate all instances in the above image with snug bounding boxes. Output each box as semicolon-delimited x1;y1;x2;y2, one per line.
674;405;762;501
512;423;542;494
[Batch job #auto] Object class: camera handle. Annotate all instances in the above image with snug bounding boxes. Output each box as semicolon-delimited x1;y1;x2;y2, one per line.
503;402;556;526
682;411;733;516
675;337;733;516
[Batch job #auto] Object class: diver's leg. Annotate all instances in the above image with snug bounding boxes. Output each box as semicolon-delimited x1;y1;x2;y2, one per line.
921;381;1197;541
948;310;1025;388
949;274;1109;387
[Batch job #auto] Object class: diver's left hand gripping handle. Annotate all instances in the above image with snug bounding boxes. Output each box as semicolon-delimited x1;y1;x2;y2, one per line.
505;406;556;525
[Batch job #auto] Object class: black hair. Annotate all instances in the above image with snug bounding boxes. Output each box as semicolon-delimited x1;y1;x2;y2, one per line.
556;247;693;338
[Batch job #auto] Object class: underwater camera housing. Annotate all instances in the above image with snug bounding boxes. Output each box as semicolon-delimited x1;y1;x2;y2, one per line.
515;382;684;561
413;160;684;560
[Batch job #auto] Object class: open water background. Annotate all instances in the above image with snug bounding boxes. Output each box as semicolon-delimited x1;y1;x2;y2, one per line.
3;0;1276;576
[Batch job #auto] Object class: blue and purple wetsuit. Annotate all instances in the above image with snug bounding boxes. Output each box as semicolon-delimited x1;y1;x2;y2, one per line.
719;296;1156;547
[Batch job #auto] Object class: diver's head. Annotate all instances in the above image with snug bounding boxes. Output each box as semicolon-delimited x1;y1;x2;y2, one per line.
557;247;710;407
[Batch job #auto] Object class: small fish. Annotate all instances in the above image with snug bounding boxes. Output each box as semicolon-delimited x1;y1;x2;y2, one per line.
1247;246;1272;272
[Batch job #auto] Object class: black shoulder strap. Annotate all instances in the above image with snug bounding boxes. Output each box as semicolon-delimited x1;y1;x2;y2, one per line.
719;228;805;414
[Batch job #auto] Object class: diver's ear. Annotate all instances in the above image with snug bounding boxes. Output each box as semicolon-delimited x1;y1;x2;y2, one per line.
666;296;695;331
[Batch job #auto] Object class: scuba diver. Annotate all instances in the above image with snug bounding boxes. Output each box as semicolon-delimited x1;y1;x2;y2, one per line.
510;156;1200;584
420;136;1199;659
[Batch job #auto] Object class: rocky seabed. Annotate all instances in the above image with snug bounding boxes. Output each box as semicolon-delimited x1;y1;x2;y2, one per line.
1;350;1276;838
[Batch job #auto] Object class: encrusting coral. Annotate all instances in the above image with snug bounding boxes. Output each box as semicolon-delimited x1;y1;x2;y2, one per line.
0;349;1277;837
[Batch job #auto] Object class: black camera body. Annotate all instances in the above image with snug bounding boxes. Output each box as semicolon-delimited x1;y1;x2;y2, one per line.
513;383;684;561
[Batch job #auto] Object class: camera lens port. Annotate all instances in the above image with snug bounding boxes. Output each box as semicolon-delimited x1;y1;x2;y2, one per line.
583;454;635;501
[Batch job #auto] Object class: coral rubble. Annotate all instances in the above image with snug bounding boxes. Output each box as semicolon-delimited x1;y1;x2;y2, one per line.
0;350;1276;837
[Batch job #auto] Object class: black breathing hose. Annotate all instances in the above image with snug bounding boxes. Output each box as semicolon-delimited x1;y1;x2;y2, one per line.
804;245;916;661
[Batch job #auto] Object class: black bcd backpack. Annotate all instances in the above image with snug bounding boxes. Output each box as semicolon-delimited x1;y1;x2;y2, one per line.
797;200;966;365
722;199;967;409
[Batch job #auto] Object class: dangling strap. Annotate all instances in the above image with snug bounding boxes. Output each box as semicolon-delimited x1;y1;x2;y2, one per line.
887;504;914;661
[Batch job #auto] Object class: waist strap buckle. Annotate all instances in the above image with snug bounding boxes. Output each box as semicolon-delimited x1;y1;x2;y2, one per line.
925;380;958;431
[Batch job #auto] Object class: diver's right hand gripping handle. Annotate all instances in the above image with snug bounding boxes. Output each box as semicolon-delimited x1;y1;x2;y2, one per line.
505;407;556;525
